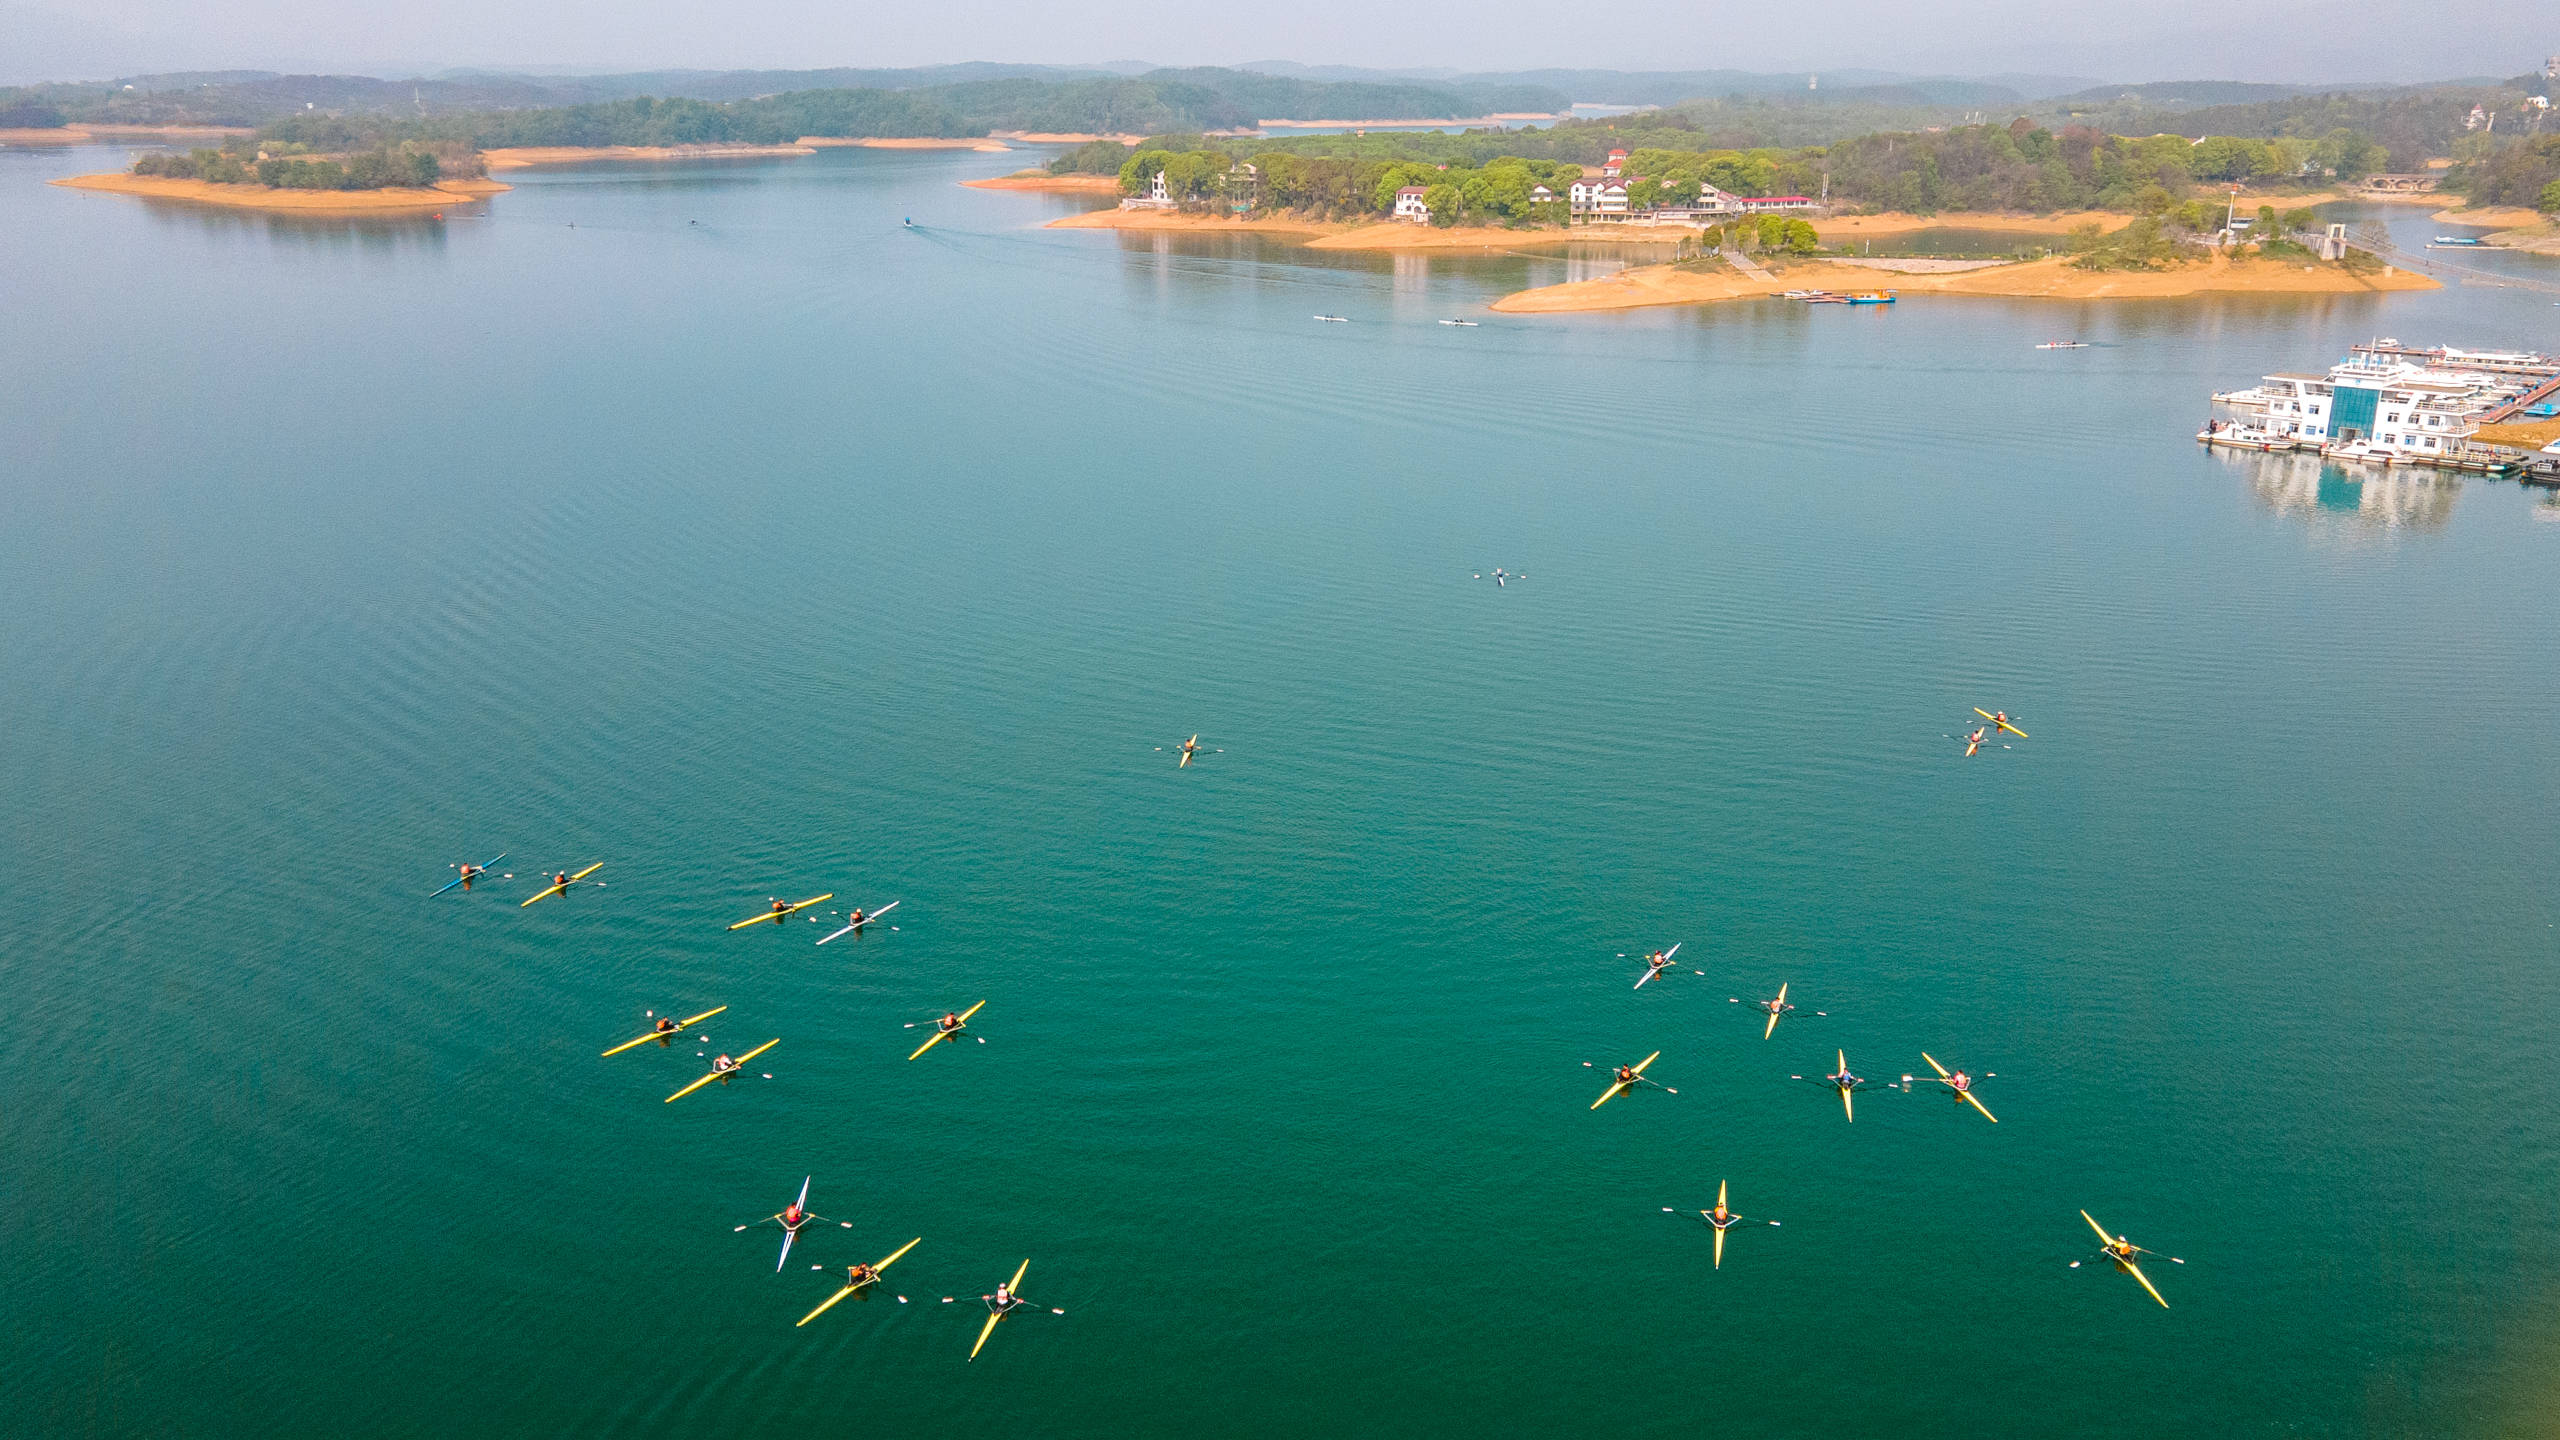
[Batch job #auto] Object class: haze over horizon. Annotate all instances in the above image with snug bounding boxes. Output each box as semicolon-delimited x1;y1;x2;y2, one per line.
4;0;2550;89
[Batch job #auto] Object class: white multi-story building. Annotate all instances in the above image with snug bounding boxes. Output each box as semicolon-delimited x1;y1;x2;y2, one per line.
1568;176;1632;216
2207;357;2512;463
1392;185;1431;222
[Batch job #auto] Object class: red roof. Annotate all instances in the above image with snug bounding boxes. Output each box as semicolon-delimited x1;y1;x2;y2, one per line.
1395;185;1430;197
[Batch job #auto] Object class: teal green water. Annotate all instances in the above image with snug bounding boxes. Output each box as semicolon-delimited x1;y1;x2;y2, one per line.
7;151;2560;1438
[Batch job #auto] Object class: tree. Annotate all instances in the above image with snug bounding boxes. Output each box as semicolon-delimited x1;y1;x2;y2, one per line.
1422;181;1462;226
2543;178;2560;213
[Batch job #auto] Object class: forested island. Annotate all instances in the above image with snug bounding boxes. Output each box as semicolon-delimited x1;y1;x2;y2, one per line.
28;60;2556;237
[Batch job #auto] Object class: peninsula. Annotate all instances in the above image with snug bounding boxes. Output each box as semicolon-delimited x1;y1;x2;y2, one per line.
51;172;506;212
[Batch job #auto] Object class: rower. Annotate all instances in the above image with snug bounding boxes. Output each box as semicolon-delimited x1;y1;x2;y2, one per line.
771;898;791;921
938;1011;966;1036
712;1053;740;1075
847;907;866;928
1945;1066;1976;1094
653;1015;679;1037
845;1260;879;1286
1645;950;1670;974
1613;1064;1638;1086
458;862;484;888
1964;727;1986;757
780;1199;808;1232
1828;1057;1861;1088
988;1282;1019;1314
552;870;570;890
1706;1198;1739;1232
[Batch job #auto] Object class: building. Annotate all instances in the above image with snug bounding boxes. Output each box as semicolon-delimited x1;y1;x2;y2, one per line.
1733;195;1817;213
1118;169;1176;210
1392;185;1431;222
1568;175;1632;217
1601;148;1629;178
2205;347;2559;463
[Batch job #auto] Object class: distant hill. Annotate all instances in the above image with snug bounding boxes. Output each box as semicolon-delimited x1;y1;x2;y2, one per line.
2048;80;2312;107
1;64;1572;131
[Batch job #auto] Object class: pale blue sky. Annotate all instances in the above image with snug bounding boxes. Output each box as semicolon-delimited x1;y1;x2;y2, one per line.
5;0;2552;86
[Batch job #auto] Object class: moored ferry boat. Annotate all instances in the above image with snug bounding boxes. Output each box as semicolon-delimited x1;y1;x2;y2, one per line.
2205;343;2542;472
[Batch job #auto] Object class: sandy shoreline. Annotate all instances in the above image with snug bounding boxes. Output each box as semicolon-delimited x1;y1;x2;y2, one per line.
1813;210;2134;238
992;131;1148;145
1046;209;1335;236
963;172;1122;192
803;136;1010;151
2478;417;2560;450
2433;205;2543;227
51;172;509;212
1045;210;1691;249
1491;253;2438;313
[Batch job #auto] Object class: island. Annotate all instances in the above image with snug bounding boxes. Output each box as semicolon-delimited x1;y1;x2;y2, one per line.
52;172;507;211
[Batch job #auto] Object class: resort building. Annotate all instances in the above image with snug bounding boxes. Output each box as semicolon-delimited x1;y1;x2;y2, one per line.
1601;148;1629;178
1568;175;1633;217
2205;344;2560;466
1392;185;1432;222
1119;169;1176;210
1733;195;1818;213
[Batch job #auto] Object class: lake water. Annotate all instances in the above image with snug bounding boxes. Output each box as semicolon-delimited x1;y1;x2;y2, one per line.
6;148;2560;1439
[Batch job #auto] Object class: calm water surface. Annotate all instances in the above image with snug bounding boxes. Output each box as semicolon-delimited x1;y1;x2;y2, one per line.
6;148;2560;1439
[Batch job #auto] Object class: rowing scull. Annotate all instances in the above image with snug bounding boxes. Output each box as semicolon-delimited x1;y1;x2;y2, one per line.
908;1000;985;1060
665;1038;778;1103
601;1005;726;1057
520;862;603;906
815;900;898;945
431;851;507;897
728;893;834;930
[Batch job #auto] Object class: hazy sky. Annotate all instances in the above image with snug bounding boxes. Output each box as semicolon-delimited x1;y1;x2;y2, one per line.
6;0;2552;85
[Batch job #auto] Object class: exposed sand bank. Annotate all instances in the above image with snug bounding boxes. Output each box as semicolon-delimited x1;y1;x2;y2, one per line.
993;131;1147;145
1491;252;2438;313
2434;206;2543;228
2482;222;2560;255
481;144;813;169
1814;210;2134;238
963;172;1122;192
1044;210;1685;249
802;136;1010;151
51;172;509;212
2477;418;2560;450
